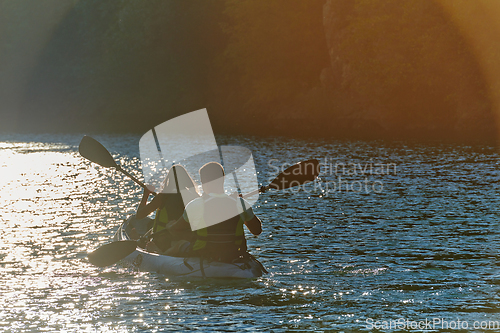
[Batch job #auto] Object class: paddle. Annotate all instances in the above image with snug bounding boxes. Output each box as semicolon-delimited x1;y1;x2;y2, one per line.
87;240;138;267
268;159;320;190
87;227;165;267
78;135;156;195
86;158;320;267
243;159;320;198
78;135;156;266
79;136;320;199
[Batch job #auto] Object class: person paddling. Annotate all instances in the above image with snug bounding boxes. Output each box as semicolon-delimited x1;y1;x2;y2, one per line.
135;164;199;252
168;161;262;261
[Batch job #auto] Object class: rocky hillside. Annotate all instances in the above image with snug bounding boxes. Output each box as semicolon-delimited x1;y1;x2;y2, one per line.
0;0;496;143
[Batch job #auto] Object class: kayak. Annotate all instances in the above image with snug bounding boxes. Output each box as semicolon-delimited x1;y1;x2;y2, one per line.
112;216;267;278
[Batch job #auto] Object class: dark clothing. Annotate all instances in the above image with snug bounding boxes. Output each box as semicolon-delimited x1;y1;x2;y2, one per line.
183;193;254;261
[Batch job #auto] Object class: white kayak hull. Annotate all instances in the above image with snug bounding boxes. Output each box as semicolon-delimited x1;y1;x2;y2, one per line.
112;216;266;279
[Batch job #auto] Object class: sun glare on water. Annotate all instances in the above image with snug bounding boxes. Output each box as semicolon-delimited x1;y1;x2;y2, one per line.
0;137;157;331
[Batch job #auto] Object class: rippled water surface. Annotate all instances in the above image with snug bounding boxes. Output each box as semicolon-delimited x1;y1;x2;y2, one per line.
0;134;498;332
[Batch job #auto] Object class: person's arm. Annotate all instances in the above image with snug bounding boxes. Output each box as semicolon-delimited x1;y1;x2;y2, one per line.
240;199;262;235
136;190;163;219
238;198;262;236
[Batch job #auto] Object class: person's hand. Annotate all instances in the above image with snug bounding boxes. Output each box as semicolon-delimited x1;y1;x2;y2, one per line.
137;235;147;248
129;227;141;240
146;241;161;253
141;186;154;200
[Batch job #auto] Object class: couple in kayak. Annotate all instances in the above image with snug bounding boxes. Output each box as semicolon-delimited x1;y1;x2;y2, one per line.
135;162;262;262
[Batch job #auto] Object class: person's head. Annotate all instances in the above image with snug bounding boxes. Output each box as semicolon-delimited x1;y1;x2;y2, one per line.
199;162;225;194
162;164;198;194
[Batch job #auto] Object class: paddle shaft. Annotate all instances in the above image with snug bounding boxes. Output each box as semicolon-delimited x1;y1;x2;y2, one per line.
115;165;157;196
242;186;267;199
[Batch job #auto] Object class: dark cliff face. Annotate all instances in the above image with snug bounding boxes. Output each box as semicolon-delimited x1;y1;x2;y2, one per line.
0;0;497;143
8;1;225;134
319;0;496;142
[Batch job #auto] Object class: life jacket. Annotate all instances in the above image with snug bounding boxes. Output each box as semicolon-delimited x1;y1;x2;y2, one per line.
192;194;247;260
152;193;185;233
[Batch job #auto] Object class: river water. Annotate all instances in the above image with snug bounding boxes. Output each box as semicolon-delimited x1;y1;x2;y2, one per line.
0;134;498;332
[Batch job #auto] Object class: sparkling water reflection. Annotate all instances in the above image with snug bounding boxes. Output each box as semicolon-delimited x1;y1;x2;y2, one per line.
0;134;498;332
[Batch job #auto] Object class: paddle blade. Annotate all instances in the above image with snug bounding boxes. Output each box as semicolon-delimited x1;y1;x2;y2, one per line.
268;159;320;191
79;136;117;168
87;240;137;267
